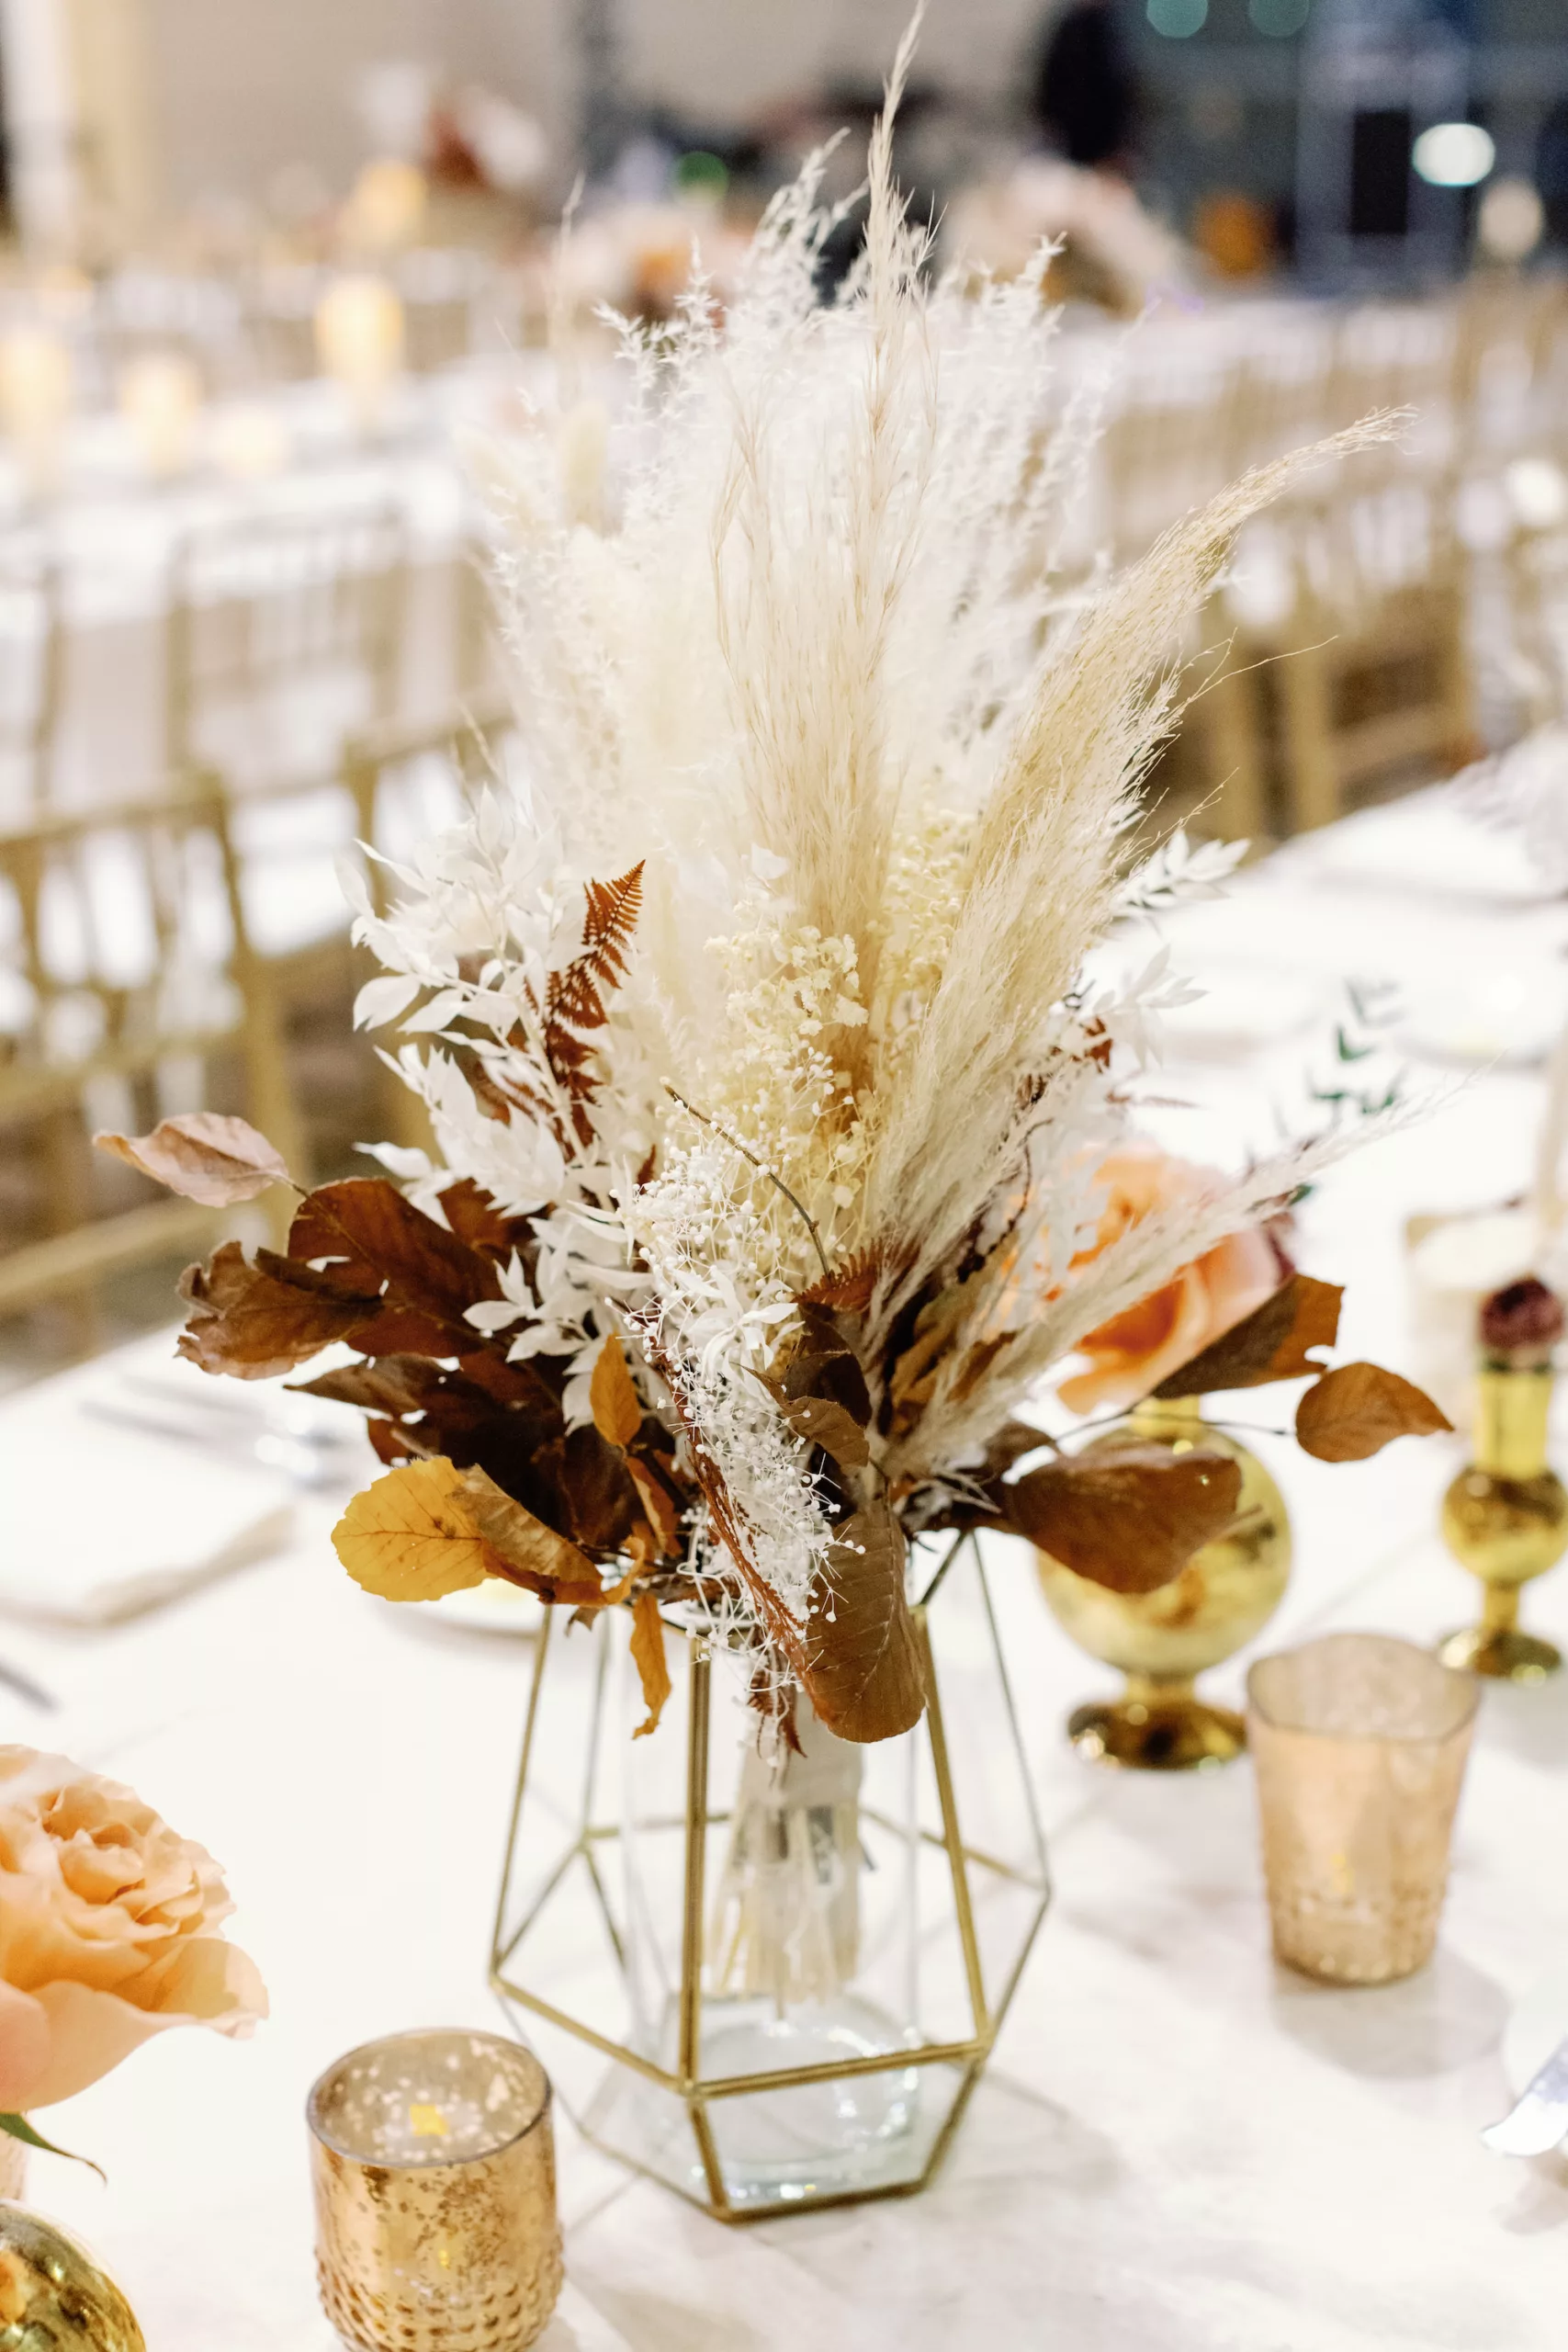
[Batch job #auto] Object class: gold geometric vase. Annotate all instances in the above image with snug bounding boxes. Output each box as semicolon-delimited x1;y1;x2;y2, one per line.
491;1532;1050;2222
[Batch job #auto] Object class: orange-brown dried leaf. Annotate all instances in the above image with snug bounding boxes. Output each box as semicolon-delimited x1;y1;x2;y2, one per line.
1295;1362;1452;1463
800;1250;881;1316
801;1504;925;1744
626;1457;683;1557
289;1179;502;1340
333;1458;495;1601
96;1113;290;1205
590;1332;643;1449
454;1464;611;1606
176;1241;374;1379
1153;1273;1343;1399
437;1177;529;1259
766;1387;871;1471
629;1589;672;1738
1010;1446;1244;1592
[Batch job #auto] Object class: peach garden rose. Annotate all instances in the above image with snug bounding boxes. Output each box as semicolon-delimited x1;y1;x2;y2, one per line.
0;1748;265;2115
1059;1146;1287;1416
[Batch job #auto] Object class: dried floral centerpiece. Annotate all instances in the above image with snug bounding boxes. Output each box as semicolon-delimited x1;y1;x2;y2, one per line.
97;29;1451;2212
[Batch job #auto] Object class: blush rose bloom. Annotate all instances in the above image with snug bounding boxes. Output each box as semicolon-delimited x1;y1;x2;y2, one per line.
0;1749;266;2111
1058;1146;1285;1417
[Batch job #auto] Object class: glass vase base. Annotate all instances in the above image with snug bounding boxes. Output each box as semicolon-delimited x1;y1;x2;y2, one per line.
578;1994;946;2215
1437;1624;1561;1682
1067;1692;1246;1771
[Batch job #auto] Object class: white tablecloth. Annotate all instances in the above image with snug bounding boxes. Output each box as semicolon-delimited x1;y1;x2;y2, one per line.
5;790;1568;2349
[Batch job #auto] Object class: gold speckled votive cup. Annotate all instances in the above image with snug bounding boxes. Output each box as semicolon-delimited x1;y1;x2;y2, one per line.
1247;1633;1478;1986
308;2029;562;2352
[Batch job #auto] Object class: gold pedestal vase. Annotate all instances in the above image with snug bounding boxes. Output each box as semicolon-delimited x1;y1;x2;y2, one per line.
1034;1396;1292;1770
490;1532;1049;2222
1439;1362;1568;1681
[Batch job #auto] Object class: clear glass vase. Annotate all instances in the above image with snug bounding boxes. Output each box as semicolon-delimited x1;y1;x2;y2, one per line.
491;1532;1049;2220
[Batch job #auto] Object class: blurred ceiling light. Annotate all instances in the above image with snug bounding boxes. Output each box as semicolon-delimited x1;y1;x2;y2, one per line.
1248;0;1309;33
1146;0;1207;35
1505;457;1568;532
1478;175;1545;264
1412;122;1495;188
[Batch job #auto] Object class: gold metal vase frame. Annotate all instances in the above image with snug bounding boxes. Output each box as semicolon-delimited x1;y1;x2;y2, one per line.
490;1531;1050;2222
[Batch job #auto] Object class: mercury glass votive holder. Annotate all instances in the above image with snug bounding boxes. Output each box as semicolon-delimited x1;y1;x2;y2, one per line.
1247;1634;1478;1986
308;2029;562;2352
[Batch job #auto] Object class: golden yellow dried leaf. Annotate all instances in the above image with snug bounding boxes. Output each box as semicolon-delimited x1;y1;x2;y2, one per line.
629;1589;672;1738
332;1458;493;1602
590;1332;643;1450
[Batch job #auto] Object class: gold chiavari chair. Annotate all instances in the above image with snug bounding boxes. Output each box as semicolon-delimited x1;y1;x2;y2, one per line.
1225;472;1478;836
0;775;303;1337
164;502;409;789
396;250;481;374
0;542;63;818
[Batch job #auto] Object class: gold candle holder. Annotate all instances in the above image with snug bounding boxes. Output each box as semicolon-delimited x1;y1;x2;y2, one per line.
1034;1396;1292;1770
308;2028;562;2352
1439;1355;1568;1682
1247;1633;1477;1985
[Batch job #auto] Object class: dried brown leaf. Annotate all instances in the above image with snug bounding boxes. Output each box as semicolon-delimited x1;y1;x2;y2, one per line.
630;1589;672;1738
537;1425;640;1552
758;1380;871;1469
782;1305;873;1426
288;1180;502;1340
626;1457;683;1557
799;1250;881;1316
437;1178;529;1259
1294;1362;1452;1463
332;1458;495;1601
96;1114;290;1205
590;1332;643;1449
1010;1446;1244;1593
454;1464;609;1606
177;1241;375;1379
1153;1273;1343;1399
801;1504;925;1744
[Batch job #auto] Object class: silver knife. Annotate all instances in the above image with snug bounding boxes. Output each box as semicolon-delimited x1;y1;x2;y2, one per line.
1482;2035;1568;2155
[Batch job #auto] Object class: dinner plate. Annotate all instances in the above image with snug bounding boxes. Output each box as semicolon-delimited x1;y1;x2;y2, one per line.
1393;966;1568;1069
427;1579;545;1637
1305;802;1549;905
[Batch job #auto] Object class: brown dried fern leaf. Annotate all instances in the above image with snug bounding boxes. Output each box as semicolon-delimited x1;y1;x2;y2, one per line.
544;861;645;1139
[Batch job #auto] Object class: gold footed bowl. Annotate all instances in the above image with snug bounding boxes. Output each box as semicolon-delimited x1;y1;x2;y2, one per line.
1036;1397;1292;1771
0;2204;146;2350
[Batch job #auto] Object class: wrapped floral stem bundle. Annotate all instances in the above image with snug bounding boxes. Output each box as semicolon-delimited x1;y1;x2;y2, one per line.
102;33;1448;1748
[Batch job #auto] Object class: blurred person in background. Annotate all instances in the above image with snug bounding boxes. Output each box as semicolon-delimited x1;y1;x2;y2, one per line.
1032;0;1136;174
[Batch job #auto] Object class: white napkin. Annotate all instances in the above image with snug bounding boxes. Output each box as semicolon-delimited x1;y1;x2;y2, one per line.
0;1334;297;1624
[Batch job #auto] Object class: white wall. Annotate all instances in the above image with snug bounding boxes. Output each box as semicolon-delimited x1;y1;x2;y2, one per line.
10;0;1048;225
140;0;567;209
621;0;1044;120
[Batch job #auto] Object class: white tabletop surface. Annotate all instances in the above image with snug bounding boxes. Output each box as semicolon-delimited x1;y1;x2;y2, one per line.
6;787;1568;2349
